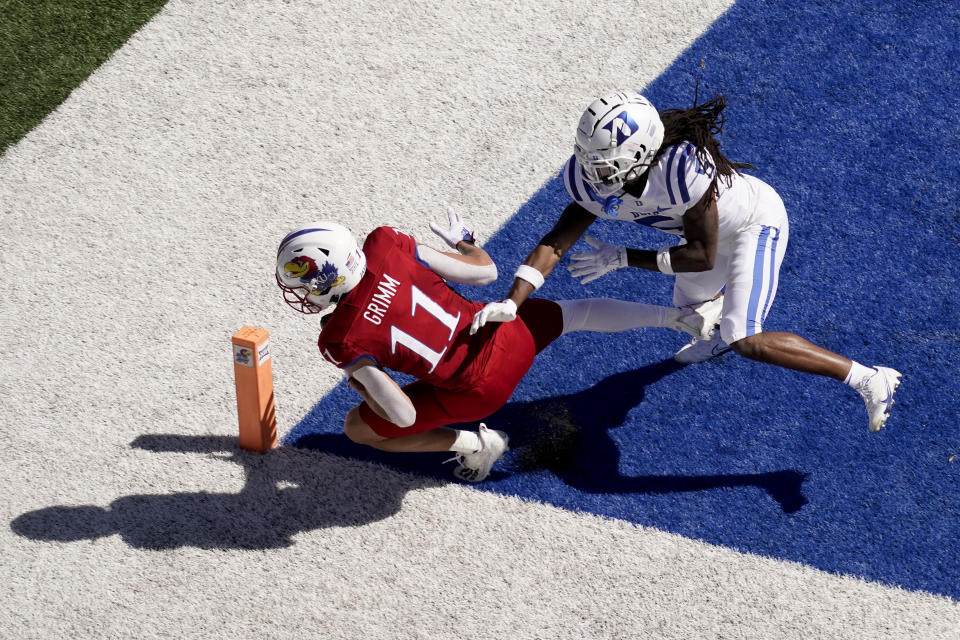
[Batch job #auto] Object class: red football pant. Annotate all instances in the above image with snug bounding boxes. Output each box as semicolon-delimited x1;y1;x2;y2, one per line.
360;298;562;437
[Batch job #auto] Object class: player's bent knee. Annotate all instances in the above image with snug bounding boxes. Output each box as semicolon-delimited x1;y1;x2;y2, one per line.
343;407;386;445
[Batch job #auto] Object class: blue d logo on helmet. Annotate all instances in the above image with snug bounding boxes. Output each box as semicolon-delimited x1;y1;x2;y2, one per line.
603;110;639;146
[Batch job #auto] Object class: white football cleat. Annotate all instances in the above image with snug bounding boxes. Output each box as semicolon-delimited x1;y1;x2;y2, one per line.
855;366;902;432
671;295;724;339
449;424;509;483
674;329;731;364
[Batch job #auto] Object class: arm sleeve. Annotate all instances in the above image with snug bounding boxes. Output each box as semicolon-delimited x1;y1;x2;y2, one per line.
351;365;416;428
416;245;498;286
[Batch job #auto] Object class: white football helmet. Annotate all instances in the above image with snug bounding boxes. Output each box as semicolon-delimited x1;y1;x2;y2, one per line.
574;91;665;198
275;222;366;314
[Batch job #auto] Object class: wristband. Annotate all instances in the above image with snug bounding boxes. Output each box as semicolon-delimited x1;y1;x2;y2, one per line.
656;246;674;275
514;264;545;290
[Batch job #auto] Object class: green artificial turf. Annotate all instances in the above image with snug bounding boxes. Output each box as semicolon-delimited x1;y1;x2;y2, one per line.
0;0;167;154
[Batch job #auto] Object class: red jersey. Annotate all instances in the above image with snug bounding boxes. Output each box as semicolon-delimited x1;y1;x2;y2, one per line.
318;226;508;388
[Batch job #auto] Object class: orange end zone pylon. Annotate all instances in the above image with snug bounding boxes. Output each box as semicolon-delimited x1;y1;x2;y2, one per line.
232;326;277;453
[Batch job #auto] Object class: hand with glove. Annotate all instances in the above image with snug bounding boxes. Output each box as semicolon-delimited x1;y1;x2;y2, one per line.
470;298;517;335
430;207;476;250
567;235;628;284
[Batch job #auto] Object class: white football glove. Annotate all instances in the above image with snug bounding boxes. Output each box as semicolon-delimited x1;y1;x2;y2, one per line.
470;299;517;335
429;207;476;249
567;235;628;284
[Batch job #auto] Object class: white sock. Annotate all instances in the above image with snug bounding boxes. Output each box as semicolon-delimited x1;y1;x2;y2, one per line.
449;429;481;454
557;298;670;335
844;361;876;388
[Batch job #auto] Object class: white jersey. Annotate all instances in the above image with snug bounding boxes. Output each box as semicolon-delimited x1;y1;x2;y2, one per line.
562;142;781;240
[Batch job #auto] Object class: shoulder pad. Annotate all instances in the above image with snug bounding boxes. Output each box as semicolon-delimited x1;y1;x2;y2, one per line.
662;143;716;208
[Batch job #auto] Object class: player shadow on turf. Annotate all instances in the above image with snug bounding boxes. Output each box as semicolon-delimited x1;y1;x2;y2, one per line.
490;359;809;514
10;435;439;550
289;358;808;513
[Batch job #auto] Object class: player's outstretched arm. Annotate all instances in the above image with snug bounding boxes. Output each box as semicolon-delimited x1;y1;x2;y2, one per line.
346;358;416;428
508;201;597;303
470;202;596;334
420;208;498;286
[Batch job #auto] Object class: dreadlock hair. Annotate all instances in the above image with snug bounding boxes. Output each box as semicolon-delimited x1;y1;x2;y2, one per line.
656;94;755;193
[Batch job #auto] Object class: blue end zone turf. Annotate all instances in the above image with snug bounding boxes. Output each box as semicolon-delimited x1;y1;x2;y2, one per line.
288;0;960;598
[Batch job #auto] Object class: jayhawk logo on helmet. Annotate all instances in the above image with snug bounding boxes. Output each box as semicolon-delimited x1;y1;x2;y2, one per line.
310;261;345;294
310;261;339;286
284;256;318;280
284;256;345;293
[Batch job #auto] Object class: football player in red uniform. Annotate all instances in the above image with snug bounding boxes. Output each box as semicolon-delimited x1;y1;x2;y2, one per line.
276;210;715;482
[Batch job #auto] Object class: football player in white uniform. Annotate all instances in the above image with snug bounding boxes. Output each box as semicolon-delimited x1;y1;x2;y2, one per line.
471;91;901;432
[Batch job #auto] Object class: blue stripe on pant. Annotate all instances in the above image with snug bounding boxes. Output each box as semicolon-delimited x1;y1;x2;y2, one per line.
760;228;781;326
745;226;775;337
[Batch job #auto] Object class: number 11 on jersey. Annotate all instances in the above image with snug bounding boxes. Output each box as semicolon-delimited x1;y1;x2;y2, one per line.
389;285;461;373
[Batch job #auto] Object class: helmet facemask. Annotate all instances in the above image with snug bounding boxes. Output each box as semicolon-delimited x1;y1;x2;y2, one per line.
577;148;657;198
276;272;335;314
